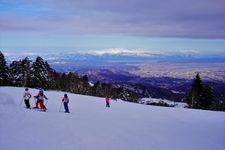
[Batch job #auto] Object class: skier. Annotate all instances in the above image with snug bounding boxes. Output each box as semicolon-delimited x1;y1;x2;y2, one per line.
23;88;31;109
34;89;48;111
62;93;70;113
33;89;41;109
105;96;110;108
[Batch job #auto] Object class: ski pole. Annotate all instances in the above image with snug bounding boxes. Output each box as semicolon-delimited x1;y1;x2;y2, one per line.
45;100;48;109
19;97;24;106
33;96;37;108
59;102;63;112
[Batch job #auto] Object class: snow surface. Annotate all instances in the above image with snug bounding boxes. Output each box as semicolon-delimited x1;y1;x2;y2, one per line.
0;87;225;150
139;98;188;108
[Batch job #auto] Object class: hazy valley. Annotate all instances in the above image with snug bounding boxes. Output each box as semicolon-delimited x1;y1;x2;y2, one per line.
4;51;225;101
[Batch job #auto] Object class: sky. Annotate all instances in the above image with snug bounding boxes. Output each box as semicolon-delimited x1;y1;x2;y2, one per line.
0;0;225;55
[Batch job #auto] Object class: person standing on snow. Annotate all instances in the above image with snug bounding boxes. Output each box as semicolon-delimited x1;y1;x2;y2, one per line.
34;89;48;111
62;93;70;113
23;88;32;109
33;89;41;109
105;96;110;108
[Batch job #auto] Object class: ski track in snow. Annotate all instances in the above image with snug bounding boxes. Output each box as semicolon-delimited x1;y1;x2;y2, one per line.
0;86;225;150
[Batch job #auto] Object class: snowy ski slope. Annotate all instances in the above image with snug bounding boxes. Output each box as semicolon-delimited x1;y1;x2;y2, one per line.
0;87;225;150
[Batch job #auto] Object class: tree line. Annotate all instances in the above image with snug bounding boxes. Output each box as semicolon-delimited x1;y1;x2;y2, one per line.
186;73;225;111
0;51;139;102
1;51;224;111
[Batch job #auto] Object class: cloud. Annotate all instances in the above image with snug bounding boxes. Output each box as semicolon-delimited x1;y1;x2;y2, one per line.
1;0;225;38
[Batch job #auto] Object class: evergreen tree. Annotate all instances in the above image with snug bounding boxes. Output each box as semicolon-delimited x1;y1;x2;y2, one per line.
52;71;61;89
187;73;203;109
0;51;10;86
30;56;49;89
92;81;101;96
20;57;32;87
68;72;80;93
201;86;213;110
60;73;67;91
101;83;113;97
9;58;31;86
9;60;22;86
118;87;139;102
81;75;89;95
44;61;55;89
1;52;140;103
187;73;214;110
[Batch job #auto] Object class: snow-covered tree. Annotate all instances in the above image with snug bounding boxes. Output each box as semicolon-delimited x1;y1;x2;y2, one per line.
0;51;10;86
9;60;21;86
20;57;32;87
30;56;49;89
9;57;32;87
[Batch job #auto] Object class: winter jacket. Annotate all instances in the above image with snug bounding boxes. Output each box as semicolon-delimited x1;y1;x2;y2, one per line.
62;97;69;103
34;93;48;101
24;91;31;100
105;97;110;103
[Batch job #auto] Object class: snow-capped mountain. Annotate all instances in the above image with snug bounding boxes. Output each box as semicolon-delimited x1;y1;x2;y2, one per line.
92;48;164;57
3;49;225;66
0;86;225;150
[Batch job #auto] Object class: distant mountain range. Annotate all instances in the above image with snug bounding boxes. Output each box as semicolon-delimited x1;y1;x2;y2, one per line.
3;50;225;101
4;50;225;66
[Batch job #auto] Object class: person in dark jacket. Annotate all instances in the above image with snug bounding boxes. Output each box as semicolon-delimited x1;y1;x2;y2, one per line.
62;93;70;113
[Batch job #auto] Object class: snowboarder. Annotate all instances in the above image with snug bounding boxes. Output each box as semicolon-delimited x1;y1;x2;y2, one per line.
62;93;70;113
34;89;48;111
105;96;110;108
23;88;31;109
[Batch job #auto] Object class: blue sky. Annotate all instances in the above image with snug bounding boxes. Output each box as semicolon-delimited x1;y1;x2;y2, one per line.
0;0;225;55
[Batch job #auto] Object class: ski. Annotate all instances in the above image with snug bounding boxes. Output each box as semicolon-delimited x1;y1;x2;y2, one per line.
31;107;47;112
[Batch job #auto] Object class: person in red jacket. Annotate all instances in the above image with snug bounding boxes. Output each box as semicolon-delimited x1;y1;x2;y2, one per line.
105;96;110;108
34;89;48;111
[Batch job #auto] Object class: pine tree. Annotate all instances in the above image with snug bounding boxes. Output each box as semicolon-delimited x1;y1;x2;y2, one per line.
101;83;113;97
67;72;80;93
92;81;101;96
187;73;214;110
0;51;10;86
9;58;31;86
51;71;60;89
30;56;49;89
201;86;213;110
20;57;32;87
9;60;22;86
81;75;89;95
44;61;55;89
187;73;203;109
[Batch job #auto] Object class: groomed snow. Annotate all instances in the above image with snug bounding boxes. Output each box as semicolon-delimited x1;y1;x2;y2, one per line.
0;87;225;150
